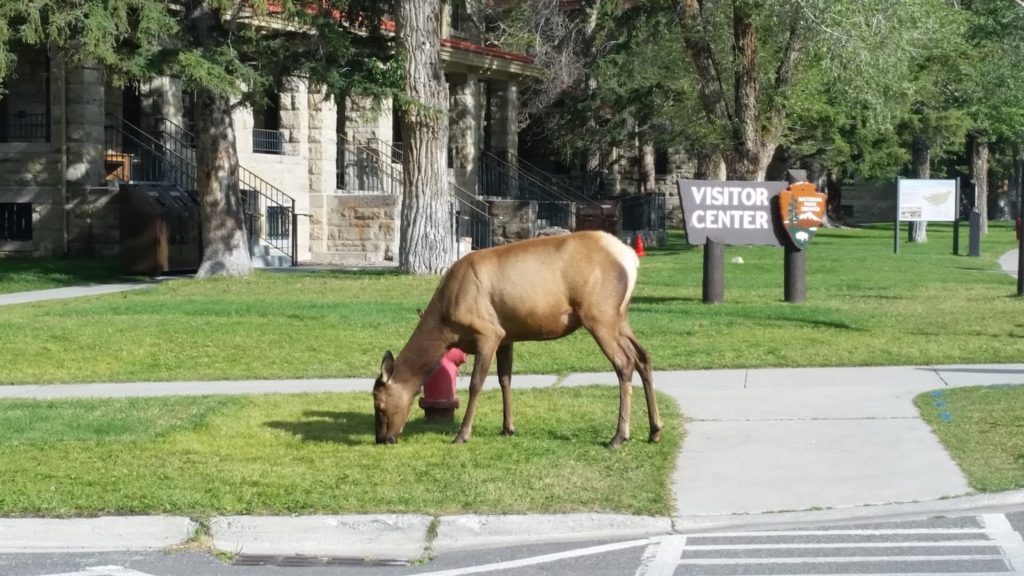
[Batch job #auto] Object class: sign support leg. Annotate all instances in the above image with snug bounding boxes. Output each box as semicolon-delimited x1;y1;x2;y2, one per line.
702;239;724;304
784;246;806;303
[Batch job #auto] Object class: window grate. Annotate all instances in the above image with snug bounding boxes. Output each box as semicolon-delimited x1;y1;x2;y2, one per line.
267;205;290;239
0;203;32;241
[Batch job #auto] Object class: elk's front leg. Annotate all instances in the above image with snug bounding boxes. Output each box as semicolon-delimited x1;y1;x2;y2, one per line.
496;343;515;436
453;339;498;444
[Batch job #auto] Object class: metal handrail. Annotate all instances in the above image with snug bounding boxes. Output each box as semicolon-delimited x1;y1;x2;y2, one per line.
450;179;494;250
116;115;296;264
337;135;401;195
480;149;600;209
502;150;600;207
341;135;494;249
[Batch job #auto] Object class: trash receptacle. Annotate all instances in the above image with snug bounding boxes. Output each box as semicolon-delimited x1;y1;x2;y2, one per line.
120;184;202;275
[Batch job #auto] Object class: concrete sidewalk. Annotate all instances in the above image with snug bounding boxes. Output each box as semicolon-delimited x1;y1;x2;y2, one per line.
3;364;1024;560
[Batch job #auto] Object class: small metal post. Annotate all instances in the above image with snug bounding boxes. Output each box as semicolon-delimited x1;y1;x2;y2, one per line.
290;199;297;266
703;239;724;304
784;245;806;303
953;177;961;255
894;177;901;255
1018;179;1024;296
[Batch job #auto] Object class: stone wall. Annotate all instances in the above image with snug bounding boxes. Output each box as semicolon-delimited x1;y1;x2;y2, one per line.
66;184;119;257
312;194;400;264
486;198;536;244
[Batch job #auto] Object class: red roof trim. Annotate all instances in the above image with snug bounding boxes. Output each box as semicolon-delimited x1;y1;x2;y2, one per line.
263;3;533;64
441;38;535;64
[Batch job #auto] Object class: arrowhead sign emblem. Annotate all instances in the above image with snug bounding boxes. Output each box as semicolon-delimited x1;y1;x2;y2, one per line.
778;182;827;250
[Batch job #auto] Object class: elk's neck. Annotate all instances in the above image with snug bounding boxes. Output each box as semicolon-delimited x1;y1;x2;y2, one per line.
393;310;454;391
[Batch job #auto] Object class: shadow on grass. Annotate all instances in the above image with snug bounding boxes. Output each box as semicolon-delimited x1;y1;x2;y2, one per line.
265;410;458;445
632;296;701;305
264;411;374;445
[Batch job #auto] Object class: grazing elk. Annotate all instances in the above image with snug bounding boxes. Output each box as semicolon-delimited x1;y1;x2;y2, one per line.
372;230;663;447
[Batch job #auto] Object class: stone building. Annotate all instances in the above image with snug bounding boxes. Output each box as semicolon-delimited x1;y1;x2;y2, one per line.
0;3;545;266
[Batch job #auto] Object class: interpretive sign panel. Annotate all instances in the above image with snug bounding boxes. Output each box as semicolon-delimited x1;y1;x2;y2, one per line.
677;180;787;245
897;179;957;222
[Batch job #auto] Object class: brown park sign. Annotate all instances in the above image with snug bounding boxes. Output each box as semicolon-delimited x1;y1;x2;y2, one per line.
677;180;787;246
779;182;827;250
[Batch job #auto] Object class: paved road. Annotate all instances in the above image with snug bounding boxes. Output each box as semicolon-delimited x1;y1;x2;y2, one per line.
6;510;1024;576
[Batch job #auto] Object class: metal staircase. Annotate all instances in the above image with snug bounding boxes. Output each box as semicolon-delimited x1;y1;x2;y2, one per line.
479;150;619;232
338;135;493;250
105;115;297;267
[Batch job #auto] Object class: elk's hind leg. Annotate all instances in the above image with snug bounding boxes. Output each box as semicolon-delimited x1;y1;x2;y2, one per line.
496;343;515;436
624;328;662;443
587;325;636;448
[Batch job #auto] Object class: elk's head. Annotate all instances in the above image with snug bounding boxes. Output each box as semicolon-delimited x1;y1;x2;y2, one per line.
373;351;415;445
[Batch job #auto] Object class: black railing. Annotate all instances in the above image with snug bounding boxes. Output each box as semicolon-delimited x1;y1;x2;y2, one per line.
370;138;403;164
479;150;582;230
336;136;401;195
110;115;297;265
341;135;493;250
1;112;49;143
621;192;667;235
451;181;493;250
253;128;285;155
105;116;196;190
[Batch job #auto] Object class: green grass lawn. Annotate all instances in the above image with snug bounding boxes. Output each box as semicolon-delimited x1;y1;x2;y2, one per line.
0;257;133;295
0;223;1020;385
916;385;1024;493
0;387;681;517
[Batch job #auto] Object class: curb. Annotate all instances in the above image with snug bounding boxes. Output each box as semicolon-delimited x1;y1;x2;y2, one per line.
432;514;672;553
0;516;196;553
10;492;1024;558
210;515;433;562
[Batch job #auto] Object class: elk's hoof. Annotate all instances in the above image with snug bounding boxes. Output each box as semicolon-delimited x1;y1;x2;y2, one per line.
452;435;469;444
648;429;662;443
501;427;516;437
606;435;628;449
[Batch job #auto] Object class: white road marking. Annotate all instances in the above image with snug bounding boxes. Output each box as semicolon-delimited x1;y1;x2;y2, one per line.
37;566;158;576
983;513;1024;572
409;537;655;576
634;535;686;576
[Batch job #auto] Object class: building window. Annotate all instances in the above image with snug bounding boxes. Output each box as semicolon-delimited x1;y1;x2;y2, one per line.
253;92;284;155
450;0;467;37
654;147;670;175
0;46;50;143
0;203;32;241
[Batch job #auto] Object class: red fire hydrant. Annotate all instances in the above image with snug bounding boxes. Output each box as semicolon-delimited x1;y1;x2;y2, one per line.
419;348;467;422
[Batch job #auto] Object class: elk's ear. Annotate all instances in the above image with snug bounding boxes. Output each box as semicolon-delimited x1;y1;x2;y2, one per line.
379;350;396;383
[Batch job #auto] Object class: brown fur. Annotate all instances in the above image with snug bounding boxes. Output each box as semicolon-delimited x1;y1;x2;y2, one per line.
373;230;663;447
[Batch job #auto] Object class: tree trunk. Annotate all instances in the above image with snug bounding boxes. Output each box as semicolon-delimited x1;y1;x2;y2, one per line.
826;172;844;225
640;138;657;193
695;150;727;180
731;0;760;181
194;88;251;277
1015;141;1023;221
909;134;929;243
187;2;251;277
970;133;989;234
397;0;455;275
